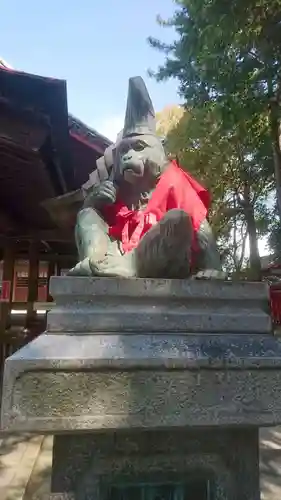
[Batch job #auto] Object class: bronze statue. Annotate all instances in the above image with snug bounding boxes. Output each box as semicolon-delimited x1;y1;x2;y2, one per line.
68;76;223;279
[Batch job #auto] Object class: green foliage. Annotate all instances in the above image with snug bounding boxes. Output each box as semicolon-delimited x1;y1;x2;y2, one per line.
149;0;281;276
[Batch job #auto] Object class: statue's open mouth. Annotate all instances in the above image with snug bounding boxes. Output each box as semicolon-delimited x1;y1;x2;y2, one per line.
122;162;144;181
123;168;143;183
123;164;142;173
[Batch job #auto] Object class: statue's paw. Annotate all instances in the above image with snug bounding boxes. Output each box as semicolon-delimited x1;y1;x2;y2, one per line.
67;258;93;276
89;253;136;278
193;269;227;281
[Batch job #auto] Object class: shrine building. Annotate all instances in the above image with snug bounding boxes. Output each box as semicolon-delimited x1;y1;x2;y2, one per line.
0;63;111;373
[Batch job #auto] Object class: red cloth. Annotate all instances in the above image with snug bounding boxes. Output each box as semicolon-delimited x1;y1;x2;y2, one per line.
102;160;210;254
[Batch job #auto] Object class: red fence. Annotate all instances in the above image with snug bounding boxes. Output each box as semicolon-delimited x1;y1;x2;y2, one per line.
270;286;281;327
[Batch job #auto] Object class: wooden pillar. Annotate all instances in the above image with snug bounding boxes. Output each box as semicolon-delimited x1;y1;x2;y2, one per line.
25;240;39;328
0;238;16;335
0;238;16;375
47;260;55;302
56;262;61;276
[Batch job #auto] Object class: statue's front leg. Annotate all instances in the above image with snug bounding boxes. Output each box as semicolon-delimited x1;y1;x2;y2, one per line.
68;208;110;276
68;207;136;278
135;209;193;279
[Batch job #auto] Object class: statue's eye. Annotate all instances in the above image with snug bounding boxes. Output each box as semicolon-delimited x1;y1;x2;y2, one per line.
134;142;145;151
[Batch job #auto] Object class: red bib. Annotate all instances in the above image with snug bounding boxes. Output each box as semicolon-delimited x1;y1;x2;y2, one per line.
102;160;210;254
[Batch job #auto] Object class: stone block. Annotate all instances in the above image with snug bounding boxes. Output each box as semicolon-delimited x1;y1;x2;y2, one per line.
1;277;281;433
48;428;260;500
0;277;276;499
1;277;276;433
2;332;281;433
47;277;272;334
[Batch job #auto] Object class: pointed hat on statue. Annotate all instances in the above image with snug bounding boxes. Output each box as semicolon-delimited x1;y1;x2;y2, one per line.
122;76;156;138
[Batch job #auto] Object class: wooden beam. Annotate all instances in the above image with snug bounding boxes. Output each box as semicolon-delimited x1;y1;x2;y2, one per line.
0;110;48;150
13;253;76;263
0;210;19;232
47;260;55;302
33;302;56;311
0;230;74;244
70;132;105;155
0;205;22;236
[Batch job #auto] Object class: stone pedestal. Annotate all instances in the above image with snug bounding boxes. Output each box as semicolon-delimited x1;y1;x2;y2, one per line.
52;428;260;500
1;277;281;499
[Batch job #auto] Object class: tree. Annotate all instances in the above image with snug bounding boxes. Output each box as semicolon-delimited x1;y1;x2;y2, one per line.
155;102;273;278
268;200;281;262
149;0;281;211
156;105;184;138
149;0;278;276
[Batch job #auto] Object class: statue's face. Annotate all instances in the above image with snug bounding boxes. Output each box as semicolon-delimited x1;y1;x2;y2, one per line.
115;134;167;189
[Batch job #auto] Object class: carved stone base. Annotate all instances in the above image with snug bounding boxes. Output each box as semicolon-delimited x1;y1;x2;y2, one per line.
0;277;274;500
1;277;280;433
3;332;281;432
49;428;260;500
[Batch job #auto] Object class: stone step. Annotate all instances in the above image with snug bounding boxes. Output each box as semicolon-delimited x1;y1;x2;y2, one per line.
23;436;53;500
0;434;43;500
48;277;272;334
260;428;281;500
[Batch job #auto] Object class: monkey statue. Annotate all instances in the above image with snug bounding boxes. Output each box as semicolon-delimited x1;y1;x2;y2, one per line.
68;76;224;280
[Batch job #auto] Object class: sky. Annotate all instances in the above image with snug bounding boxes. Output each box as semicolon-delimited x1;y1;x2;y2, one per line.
0;1;270;256
1;0;180;141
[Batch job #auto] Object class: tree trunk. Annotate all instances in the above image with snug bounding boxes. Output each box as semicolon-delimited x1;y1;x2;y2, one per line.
243;184;261;281
269;95;281;221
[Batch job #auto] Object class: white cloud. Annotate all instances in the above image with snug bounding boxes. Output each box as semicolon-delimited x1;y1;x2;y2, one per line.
98;115;124;142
